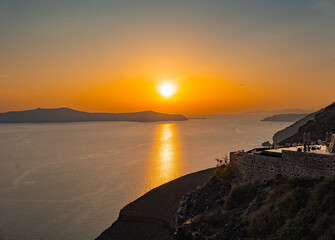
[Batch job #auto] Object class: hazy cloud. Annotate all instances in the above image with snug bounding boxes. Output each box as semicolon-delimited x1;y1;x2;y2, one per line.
0;74;10;79
312;0;335;12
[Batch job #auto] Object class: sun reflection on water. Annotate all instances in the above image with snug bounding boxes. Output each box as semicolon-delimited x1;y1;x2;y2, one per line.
147;123;182;190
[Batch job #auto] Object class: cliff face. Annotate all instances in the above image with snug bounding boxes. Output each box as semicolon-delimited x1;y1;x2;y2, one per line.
273;110;321;144
279;102;335;144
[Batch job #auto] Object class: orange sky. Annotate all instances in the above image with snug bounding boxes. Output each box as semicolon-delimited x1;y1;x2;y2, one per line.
0;1;334;114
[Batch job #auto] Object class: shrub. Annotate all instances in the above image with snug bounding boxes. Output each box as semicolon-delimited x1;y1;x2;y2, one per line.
224;182;257;210
287;177;316;190
247;177;335;239
266;180;289;204
215;155;234;189
248;185;310;239
310;176;335;215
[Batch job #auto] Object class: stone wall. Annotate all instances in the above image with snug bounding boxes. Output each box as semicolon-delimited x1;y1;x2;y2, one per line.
281;151;335;178
230;151;335;182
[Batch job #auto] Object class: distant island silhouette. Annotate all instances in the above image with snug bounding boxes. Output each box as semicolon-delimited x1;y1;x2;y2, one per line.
261;113;308;122
0;108;188;123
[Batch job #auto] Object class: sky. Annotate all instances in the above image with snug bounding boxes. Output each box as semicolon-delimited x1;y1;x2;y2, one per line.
0;0;334;114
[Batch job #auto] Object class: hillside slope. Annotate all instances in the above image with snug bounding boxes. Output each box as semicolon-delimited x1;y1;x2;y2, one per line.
174;175;335;240
279;102;335;144
273;110;322;144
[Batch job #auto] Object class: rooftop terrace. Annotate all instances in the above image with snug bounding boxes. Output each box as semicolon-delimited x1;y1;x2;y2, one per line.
248;145;333;158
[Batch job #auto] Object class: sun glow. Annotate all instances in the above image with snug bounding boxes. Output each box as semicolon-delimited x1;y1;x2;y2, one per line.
158;81;177;98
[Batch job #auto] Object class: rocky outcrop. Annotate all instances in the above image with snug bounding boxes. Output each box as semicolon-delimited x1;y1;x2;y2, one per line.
96;168;214;240
262;141;271;147
175;176;228;227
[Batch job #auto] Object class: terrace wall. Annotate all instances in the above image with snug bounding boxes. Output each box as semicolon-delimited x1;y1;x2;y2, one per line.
230;150;335;182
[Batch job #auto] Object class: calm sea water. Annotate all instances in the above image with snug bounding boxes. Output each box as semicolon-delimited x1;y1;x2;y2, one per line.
0;115;290;240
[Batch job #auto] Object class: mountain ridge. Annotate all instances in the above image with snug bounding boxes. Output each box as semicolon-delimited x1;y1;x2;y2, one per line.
0;108;188;123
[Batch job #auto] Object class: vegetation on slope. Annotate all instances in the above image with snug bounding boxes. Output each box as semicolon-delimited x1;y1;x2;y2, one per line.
174;161;335;240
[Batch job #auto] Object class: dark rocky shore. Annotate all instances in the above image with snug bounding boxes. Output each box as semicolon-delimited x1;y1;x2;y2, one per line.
96;168;215;240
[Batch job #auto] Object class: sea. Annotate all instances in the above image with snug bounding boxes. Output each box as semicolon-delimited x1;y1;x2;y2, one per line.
0;115;290;240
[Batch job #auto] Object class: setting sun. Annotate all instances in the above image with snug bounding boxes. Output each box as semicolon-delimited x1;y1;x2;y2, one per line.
158;82;177;98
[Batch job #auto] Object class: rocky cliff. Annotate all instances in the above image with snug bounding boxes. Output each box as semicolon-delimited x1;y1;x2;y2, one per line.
279;102;335;144
273;110;322;144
